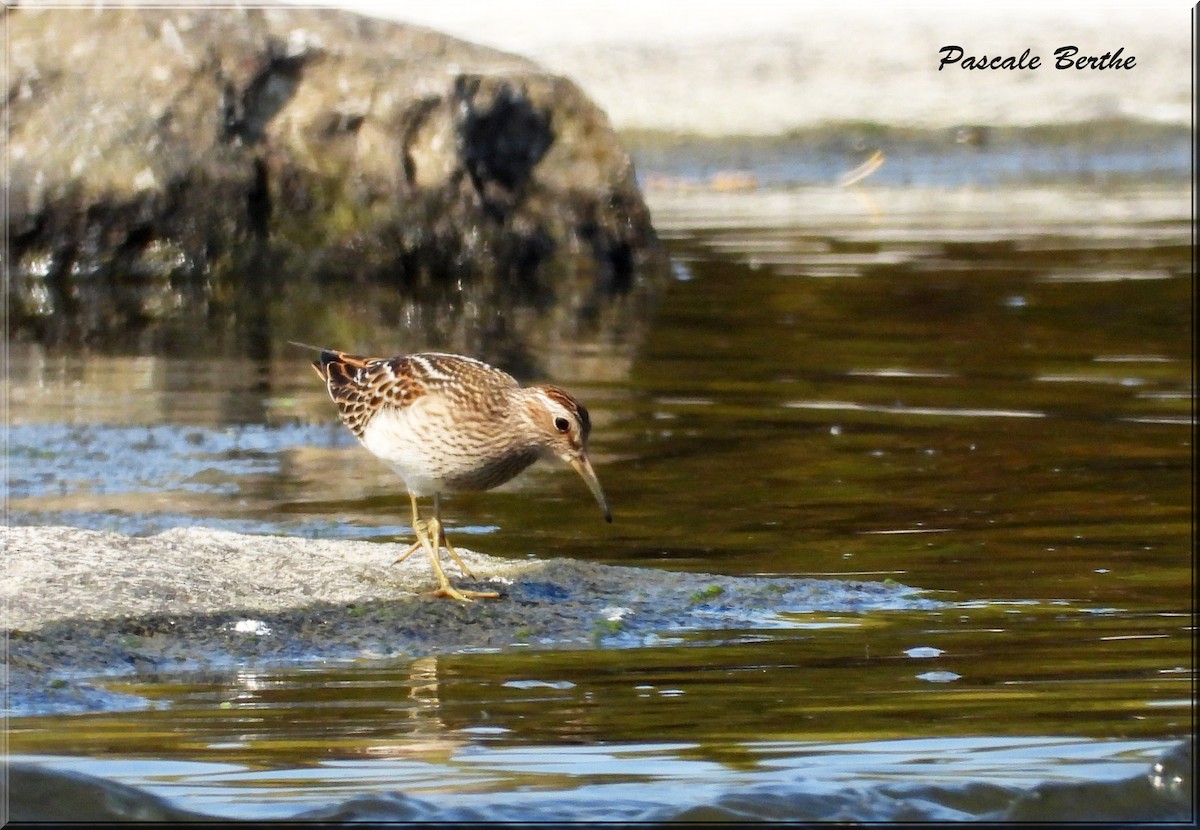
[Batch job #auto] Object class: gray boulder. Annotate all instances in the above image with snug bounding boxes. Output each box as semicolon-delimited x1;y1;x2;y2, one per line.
5;6;664;362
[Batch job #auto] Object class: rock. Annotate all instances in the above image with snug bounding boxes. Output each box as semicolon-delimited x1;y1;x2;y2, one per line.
5;6;665;362
3;763;213;822
2;524;936;717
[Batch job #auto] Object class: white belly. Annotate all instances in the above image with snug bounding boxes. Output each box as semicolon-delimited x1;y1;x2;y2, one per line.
358;398;451;495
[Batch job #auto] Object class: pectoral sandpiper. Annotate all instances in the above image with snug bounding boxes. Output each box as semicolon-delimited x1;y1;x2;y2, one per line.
301;345;611;602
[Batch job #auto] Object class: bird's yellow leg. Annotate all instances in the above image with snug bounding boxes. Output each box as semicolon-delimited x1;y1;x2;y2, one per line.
408;495;469;601
392;541;421;565
394;494;477;577
440;530;479;579
431;493;477;578
429;494;498;601
397;493;496;601
392;493;425;565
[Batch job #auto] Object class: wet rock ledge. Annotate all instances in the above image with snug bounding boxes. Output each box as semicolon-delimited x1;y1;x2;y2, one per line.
2;525;933;715
6;6;664;353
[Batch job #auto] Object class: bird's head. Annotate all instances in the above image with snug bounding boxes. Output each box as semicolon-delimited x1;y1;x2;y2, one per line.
526;385;611;523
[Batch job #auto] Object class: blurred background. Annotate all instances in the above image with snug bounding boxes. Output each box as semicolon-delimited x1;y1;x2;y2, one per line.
325;0;1189;132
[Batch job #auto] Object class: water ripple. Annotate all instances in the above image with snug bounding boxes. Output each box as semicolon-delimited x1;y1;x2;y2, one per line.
5;422;346;500
783;400;1046;419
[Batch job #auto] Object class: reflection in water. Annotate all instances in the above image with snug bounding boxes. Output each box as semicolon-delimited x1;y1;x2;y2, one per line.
359;657;466;761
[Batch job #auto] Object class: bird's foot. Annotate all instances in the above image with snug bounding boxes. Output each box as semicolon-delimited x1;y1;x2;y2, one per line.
432;584;501;602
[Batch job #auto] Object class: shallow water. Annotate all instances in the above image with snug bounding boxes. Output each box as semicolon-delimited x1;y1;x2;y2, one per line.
4;181;1193;821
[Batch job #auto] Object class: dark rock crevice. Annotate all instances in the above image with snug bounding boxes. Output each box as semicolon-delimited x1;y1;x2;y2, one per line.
221;41;313;145
455;75;555;218
247;157;272;238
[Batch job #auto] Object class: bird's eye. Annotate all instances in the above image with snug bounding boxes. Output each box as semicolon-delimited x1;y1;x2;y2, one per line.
554;417;571;433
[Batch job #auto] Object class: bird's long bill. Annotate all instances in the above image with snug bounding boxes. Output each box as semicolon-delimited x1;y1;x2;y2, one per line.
570;455;612;523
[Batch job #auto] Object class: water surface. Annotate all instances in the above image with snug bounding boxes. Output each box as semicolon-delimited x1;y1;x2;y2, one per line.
5;182;1193;821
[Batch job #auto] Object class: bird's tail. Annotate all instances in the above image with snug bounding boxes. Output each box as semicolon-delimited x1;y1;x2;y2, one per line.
287;340;345;381
287;340;328;353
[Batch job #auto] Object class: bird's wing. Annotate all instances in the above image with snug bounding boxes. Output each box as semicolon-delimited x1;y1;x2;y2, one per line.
312;351;425;438
311;351;518;437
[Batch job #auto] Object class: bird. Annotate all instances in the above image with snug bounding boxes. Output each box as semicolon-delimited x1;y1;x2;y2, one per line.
298;343;611;602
